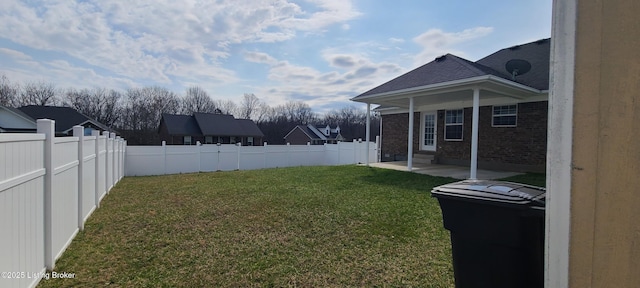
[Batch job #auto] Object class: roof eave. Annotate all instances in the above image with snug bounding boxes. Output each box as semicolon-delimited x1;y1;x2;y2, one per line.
61;120;110;134
351;75;543;104
2;106;37;124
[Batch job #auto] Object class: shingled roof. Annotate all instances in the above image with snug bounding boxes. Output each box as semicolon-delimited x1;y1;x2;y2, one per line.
161;113;264;137
353;38;550;100
160;114;201;135
476;38;550;90
18;105;110;133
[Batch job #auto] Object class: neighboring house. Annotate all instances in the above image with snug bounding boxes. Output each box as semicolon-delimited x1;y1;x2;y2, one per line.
0;105;37;133
352;38;550;173
17;105;111;136
158;112;264;146
284;124;345;145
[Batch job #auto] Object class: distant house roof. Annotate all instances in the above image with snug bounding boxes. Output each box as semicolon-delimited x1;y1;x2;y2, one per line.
160;114;201;135
284;124;343;141
236;119;266;137
161;113;264;137
284;125;320;141
353;38;550;100
18;105;110;134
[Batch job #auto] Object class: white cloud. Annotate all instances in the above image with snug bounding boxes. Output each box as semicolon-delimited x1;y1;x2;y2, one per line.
0;0;360;90
388;37;405;44
412;27;493;65
0;48;32;60
248;51;401;111
244;51;279;65
326;54;360;68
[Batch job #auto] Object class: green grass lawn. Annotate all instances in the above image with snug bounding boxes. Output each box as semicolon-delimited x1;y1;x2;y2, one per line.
38;165;460;287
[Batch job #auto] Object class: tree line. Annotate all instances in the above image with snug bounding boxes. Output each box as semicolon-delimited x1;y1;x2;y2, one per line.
0;74;379;145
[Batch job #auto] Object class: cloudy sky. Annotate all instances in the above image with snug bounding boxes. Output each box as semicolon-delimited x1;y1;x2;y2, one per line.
0;0;552;113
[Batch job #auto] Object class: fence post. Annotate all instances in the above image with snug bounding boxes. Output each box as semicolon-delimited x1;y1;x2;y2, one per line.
122;140;127;178
161;141;167;175
37;119;55;271
355;139;361;164
216;143;221;171
103;131;110;193
197;141;202;172
323;143;328;165
110;133;116;189
73;126;85;231
92;130;101;208
286;143;291;167
117;138;121;179
115;136;121;182
263;142;268;169
236;142;241;170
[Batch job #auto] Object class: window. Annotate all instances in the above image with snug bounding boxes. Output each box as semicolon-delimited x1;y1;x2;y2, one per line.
84;127;95;136
205;136;213;144
444;109;464;141
183;136;192;145
247;137;254;146
492;105;518;127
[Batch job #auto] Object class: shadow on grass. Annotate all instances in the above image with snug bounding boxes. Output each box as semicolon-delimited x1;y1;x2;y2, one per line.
359;166;458;192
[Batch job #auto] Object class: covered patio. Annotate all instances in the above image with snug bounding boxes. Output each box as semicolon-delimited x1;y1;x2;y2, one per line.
353;42;550;179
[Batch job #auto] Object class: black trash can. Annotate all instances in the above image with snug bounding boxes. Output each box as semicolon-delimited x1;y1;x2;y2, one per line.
431;180;545;288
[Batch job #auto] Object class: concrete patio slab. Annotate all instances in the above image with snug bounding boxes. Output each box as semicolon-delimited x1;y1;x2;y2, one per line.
365;161;522;180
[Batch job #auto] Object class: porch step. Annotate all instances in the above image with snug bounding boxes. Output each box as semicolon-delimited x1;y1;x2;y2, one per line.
413;154;435;165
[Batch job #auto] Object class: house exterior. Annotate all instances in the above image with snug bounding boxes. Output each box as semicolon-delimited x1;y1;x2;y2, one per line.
158;112;264;146
352;38;550;174
284;124;345;145
17;105;111;136
0;105;37;133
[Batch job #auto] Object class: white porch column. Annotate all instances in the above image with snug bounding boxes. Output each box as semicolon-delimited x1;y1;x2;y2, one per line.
470;88;480;180
365;103;371;166
407;97;414;171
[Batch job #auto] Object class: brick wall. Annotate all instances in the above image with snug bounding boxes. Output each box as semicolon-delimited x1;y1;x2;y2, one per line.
476;101;547;167
381;101;548;172
380;112;420;160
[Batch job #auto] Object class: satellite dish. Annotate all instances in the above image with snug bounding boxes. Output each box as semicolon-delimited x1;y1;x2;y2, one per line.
505;59;531;80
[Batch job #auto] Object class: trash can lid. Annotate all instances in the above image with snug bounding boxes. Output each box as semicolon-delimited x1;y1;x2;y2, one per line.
431;180;545;206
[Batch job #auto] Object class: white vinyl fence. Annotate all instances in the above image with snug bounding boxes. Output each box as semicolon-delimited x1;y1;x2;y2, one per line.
0;119;126;288
126;139;378;176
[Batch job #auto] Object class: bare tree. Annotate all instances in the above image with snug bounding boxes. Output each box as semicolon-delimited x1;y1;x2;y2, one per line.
213;99;238;115
64;87;122;128
181;86;216;114
257;101;317;144
118;86;180;144
254;101;271;124
322;105;379;141
0;74;19;107
17;81;58;106
238;93;261;119
280;100;317;124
